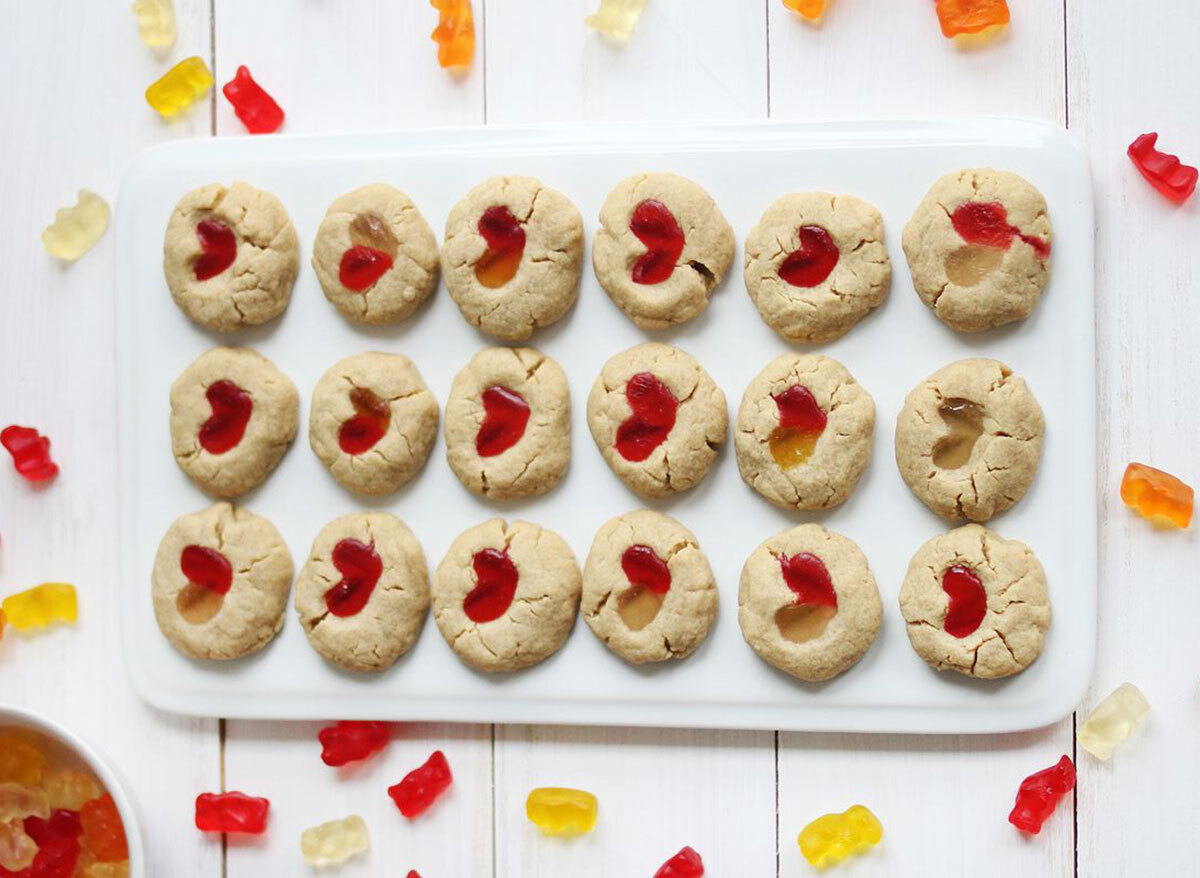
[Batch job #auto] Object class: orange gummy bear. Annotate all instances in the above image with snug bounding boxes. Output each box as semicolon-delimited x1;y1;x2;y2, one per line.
431;0;475;69
1121;462;1193;529
783;0;826;21
935;0;1010;37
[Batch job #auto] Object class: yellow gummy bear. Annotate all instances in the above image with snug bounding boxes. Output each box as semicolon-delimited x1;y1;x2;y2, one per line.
1077;682;1149;761
41;768;101;811
525;787;598;835
145;56;213;116
585;0;647;41
41;190;110;261
798;804;883;868
131;0;175;48
299;815;369;866
0;739;45;786
1;584;78;632
0;783;49;824
783;0;826;22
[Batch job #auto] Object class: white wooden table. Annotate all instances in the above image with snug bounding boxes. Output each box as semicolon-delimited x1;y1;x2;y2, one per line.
1;1;1196;875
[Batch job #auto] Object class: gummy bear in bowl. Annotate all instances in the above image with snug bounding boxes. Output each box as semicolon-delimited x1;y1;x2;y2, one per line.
0;705;143;877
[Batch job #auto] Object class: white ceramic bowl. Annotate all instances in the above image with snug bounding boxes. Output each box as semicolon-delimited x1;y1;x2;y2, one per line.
0;704;145;877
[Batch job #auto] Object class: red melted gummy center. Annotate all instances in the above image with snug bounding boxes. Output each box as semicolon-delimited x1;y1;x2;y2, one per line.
615;372;678;462
193;219;237;281
773;384;828;433
951;202;1050;259
325;539;383;617
941;564;987;638
463;548;519;623
339;245;394;292
621;545;672;594
476;386;530;457
199;379;252;455
779;552;837;609
180;545;233;595
778;225;839;287
338;386;391;455
475;206;526;288
629;199;685;285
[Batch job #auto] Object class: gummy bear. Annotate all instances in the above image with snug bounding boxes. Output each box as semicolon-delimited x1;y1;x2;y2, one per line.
476;387;530;457
324;540;383;617
1120;462;1193;529
932;398;984;468
194;792;269;834
388;751;452;819
775;553;837;644
951;201;1049;259
617;544;671;632
406;872;421;878
463;548;518;623
778;226;838;287
941;565;986;638
615;373;677;462
934;0;1010;37
430;0;475;69
40;771;99;812
1;585;77;632
299;815;369;866
629;200;684;285
318;721;390;767
41;191;110;262
192;220;237;281
1077;683;1149;761
198;380;251;454
1008;755;1075;834
782;0;825;22
0;741;44;786
1;426;59;482
0;818;37;871
1127;132;1198;205
797;804;883;868
585;0;646;40
222;66;284;135
22;809;81;846
79;796;127;862
0;785;48;823
145;56;214;116
177;544;232;623
474;206;525;289
768;384;827;470
27;835;79;878
338;386;391;455
525;788;598;835
654;846;704;878
130;0;175;48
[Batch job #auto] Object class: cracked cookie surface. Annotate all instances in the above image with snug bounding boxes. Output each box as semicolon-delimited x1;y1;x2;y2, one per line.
895;358;1043;522
902;168;1052;332
311;183;439;325
592;172;735;329
899;523;1050;679
582;510;717;664
293;513;429;673
152;502;293;660
586;342;727;498
170;346;298;499
744;192;890;343
444;346;570;500
738;523;882;682
309;352;439;496
164;181;300;332
735;353;874;511
441;175;584;341
431;519;581;673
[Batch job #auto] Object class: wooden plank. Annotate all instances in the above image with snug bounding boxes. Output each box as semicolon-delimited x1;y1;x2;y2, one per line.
1067;2;1200;875
0;2;219;876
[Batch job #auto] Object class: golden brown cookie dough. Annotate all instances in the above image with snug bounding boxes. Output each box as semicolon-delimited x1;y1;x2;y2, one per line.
163;181;300;332
311;183;439;325
744;192;891;343
151;502;293;661
440;175;584;341
738;524;881;682
293;513;429;673
899;524;1051;679
582;510;717;664
903;168;1052;332
586;342;727;499
734;353;874;511
309;352;439;496
170;346;298;499
444;347;570;500
895;358;1044;522
431;519;581;672
592;172;735;329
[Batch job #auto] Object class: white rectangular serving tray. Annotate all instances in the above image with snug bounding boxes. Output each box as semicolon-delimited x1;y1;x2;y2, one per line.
116;119;1095;734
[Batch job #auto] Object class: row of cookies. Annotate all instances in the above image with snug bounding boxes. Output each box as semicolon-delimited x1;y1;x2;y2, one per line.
172;343;1043;522
153;504;1051;683
162;167;1052;342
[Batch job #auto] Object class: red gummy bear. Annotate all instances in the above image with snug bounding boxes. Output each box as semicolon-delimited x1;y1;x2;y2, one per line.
324;539;383;617
1127;132;1199;205
1;425;59;482
198;380;252;455
22;810;82;845
1008;755;1075;834
621;545;671;594
941;564;986;638
194;791;270;834
222;65;285;135
779;552;837;610
629;199;684;285
339;245;394;292
951;201;1050;259
26;836;80;878
180;545;233;595
318;720;390;767
476;386;530;457
655;846;705;878
614;372;677;462
463;548;518;623
388;750;453;819
475;205;525;288
193;219;237;281
338;387;391;455
778;225;839;288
